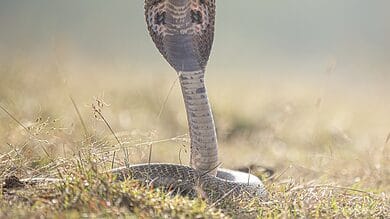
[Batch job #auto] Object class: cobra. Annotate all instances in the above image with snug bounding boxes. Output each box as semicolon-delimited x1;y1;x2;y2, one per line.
16;0;268;202
118;0;268;200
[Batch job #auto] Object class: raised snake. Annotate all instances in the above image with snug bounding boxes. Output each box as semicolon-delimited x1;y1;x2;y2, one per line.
6;0;268;202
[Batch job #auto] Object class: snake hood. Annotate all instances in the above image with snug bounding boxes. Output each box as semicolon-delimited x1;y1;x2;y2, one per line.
145;0;216;72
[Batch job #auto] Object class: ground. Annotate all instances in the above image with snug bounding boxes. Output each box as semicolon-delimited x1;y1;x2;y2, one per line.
0;66;389;218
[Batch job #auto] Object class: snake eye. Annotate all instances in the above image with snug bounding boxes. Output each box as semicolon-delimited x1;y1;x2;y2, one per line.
199;0;205;4
155;11;166;25
191;10;202;24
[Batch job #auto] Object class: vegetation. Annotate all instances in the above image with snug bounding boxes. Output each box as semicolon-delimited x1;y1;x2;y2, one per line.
0;65;389;218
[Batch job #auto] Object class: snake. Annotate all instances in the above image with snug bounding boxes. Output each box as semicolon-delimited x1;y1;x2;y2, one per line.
4;0;267;202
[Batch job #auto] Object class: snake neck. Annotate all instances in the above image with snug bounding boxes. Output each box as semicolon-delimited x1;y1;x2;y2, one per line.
144;0;218;175
179;70;218;176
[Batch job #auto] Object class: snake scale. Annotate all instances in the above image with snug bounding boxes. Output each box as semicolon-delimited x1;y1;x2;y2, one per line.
8;0;268;202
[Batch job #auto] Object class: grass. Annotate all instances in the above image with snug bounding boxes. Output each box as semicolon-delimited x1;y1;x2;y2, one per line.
0;65;389;218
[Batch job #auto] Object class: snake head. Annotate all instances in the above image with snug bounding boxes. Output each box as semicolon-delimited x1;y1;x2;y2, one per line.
145;0;216;72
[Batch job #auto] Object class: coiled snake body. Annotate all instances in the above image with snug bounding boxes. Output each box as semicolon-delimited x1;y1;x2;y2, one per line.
15;0;267;202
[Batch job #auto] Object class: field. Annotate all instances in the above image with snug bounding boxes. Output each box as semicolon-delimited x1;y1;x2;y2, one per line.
0;64;389;218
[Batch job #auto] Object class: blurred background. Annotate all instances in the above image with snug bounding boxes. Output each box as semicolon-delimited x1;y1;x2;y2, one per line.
1;0;389;82
0;0;389;186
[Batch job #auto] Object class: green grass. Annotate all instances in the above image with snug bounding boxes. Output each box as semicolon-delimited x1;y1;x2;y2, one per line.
0;67;389;218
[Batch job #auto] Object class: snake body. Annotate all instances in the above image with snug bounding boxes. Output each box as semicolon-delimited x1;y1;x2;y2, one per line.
12;0;268;202
132;0;268;200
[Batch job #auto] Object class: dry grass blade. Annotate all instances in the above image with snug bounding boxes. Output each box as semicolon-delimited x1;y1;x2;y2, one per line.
92;102;129;168
157;74;180;119
0;103;51;158
69;95;89;141
0;103;30;133
386;132;390;144
148;144;153;165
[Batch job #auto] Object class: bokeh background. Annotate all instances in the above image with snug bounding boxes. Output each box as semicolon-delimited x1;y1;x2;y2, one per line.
0;0;389;187
1;0;390;81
